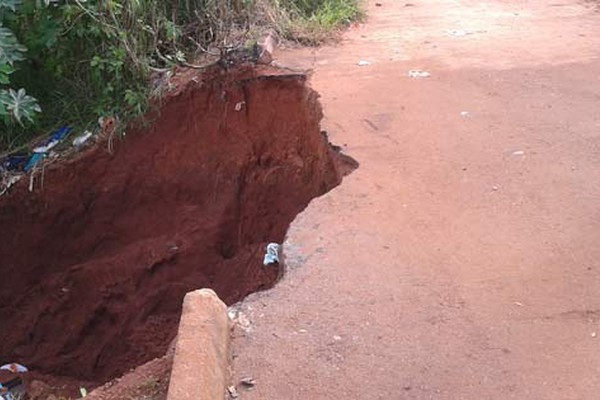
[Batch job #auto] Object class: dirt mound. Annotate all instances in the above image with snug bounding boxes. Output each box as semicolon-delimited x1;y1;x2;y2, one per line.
0;65;354;385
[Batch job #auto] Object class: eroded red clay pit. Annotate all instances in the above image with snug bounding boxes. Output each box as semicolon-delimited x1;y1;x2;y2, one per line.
0;65;355;395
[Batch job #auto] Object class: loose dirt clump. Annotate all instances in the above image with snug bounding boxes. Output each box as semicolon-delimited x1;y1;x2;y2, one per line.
0;65;355;393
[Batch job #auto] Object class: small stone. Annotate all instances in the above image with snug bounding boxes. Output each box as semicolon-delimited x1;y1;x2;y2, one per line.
492;185;499;191
228;385;239;398
592;332;597;338
408;70;431;78
240;377;256;387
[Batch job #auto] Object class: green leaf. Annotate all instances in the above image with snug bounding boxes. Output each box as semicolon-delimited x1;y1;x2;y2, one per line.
0;62;14;84
0;0;21;12
0;26;27;65
0;88;41;125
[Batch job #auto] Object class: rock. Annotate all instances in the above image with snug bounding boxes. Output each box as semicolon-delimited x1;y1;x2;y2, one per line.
258;30;278;65
166;289;230;400
228;385;239;398
240;377;256;388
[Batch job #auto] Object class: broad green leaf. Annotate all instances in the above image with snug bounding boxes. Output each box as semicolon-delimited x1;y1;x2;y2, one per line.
0;26;27;65
0;62;14;84
0;0;21;12
0;88;42;125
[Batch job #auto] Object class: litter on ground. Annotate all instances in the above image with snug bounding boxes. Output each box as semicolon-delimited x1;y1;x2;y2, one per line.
0;364;27;374
73;131;93;148
445;29;487;37
263;242;280;265
408;70;431;78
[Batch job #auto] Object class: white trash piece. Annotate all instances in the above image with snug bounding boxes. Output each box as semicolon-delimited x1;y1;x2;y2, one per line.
73;131;93;148
33;139;59;154
408;70;431;78
445;29;486;37
357;60;371;66
0;363;28;373
263;243;280;265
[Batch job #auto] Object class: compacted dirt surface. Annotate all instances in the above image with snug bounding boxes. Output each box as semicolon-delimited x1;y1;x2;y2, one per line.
232;1;600;399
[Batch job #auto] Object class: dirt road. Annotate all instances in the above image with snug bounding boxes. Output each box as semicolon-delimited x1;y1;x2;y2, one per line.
232;1;600;398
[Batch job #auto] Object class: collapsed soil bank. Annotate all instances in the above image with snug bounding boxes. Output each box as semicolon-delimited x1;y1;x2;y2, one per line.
0;66;353;383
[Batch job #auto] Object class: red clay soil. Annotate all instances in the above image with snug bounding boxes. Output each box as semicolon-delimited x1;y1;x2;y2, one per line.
0;65;352;391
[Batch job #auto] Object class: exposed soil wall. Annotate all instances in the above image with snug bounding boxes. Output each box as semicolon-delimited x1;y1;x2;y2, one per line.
0;66;351;384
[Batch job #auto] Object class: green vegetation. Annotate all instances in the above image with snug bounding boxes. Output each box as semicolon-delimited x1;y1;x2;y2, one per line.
0;0;362;153
278;0;364;43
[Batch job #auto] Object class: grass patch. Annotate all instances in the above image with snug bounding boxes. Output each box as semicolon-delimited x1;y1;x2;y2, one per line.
271;0;364;44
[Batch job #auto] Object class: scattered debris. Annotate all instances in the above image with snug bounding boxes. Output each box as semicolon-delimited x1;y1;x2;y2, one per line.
0;364;28;374
33;126;71;154
492;185;499;191
445;29;486;37
25;126;72;173
592;332;597;338
228;385;239;398
73;131;94;148
1;155;27;171
333;335;342;341
254;31;279;65
229;309;253;333
99;116;118;136
512;150;525;156
0;369;25;400
0;173;21;197
235;101;245;112
460;111;470;117
240;377;256;388
80;387;88;397
0;121;103;197
357;60;371;66
298;329;307;333
24;152;44;173
408;70;431;78
514;301;524;307
263;243;280;266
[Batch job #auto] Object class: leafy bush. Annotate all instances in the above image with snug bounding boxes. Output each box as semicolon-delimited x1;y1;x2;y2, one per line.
0;1;41;128
0;0;362;153
0;0;255;151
